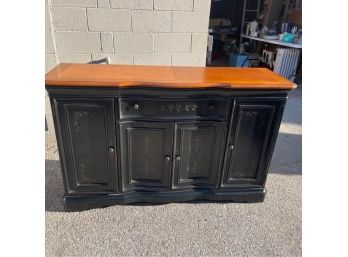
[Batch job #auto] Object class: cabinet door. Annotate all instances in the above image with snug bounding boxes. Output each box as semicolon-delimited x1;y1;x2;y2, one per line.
119;121;174;191
172;122;227;189
54;98;118;194
221;100;283;187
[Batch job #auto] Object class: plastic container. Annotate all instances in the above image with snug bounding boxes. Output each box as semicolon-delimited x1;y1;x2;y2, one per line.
229;54;249;67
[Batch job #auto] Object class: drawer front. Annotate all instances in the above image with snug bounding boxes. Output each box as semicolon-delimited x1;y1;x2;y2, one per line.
119;98;230;121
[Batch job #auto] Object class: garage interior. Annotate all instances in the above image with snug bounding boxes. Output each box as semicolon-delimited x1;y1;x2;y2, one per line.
207;0;302;84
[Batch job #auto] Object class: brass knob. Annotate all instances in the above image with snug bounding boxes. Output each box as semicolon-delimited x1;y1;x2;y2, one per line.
175;156;181;161
133;104;139;110
165;156;171;162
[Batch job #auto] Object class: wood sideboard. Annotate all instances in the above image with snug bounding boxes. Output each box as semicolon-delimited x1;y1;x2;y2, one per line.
46;64;296;211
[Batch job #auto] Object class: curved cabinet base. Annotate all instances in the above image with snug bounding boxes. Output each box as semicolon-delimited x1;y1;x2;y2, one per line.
63;189;266;211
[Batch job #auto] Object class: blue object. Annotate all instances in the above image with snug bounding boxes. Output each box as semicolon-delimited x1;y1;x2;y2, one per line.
282;32;295;43
229;54;249;67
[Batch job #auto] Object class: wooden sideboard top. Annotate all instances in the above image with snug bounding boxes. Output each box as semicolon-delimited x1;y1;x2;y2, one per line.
45;63;297;90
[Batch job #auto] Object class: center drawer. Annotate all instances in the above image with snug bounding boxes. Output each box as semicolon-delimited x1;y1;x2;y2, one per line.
118;98;231;121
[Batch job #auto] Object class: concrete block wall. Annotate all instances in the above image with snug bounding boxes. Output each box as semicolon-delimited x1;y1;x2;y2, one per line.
45;0;212;136
45;0;212;72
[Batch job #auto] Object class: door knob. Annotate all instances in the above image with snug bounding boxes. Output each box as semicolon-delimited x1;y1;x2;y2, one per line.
175;156;181;161
165;156;171;162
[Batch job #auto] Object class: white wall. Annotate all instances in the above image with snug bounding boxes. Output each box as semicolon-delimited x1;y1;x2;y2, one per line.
45;0;212;72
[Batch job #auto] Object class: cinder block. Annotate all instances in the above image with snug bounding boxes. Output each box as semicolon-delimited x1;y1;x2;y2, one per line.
172;11;209;32
132;10;171;32
114;33;153;53
154;0;193;11
101;33;114;53
58;54;92;63
45;6;51;31
87;8;131;32
133;0;153;10
92;54;133;64
191;33;208;52
154;33;191;53
172;52;206;67
110;0;153;9
97;0;110;8
132;33;153;53
45;54;57;73
114;33;133;53
55;32;102;54
51;0;97;7
110;0;133;8
193;0;211;12
46;32;55;54
134;53;171;65
51;7;87;31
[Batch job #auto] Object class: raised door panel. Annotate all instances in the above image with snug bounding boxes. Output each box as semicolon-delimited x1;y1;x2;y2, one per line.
221;100;282;187
172;122;227;189
119;121;174;191
54;98;118;194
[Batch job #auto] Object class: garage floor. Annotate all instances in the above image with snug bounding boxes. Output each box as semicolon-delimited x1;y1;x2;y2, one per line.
45;88;302;257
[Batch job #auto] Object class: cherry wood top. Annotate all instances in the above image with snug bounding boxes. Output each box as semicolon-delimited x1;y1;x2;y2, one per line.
45;63;297;90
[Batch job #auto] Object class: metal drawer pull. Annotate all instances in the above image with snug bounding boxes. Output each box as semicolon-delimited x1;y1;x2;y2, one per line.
228;144;234;150
109;147;114;153
175;156;181;161
165;156;171;161
133;104;139;110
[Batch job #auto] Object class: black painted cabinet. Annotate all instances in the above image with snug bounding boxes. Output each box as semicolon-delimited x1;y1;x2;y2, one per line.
172;121;227;189
48;89;287;211
221;100;282;188
119;121;174;191
54;98;118;194
119;120;228;191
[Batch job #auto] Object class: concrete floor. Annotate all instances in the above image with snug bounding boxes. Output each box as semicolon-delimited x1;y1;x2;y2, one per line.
45;88;302;257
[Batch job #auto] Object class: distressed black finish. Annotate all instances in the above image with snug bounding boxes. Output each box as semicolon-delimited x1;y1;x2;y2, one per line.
172;121;227;190
47;87;288;211
53;98;118;194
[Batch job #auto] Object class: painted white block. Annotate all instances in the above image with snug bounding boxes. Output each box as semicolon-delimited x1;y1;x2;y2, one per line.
154;0;193;11
154;33;191;53
98;0;110;8
110;0;153;9
193;0;211;12
58;54;92;63
45;6;51;31
172;11;209;32
51;7;88;31
134;53;171;65
46;32;55;54
87;8;131;32
55;32;102;54
132;10;171;32
45;54;57;72
172;52;207;66
101;33;114;53
114;33;153;53
51;0;97;7
191;33;208;52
